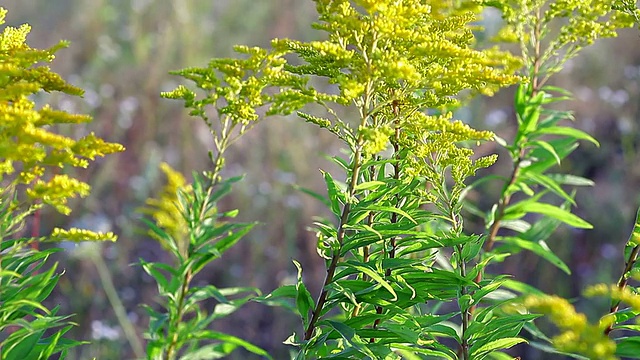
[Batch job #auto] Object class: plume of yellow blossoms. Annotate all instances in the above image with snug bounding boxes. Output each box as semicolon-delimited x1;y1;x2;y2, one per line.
140;162;192;256
522;294;618;360
0;7;124;242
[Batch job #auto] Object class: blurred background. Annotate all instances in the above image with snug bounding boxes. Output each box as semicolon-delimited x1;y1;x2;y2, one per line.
4;1;640;359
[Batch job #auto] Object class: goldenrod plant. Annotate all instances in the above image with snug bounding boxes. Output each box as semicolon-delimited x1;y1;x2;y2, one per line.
252;0;635;359
5;0;640;358
148;0;640;359
467;0;640;358
0;6;123;360
140;43;312;359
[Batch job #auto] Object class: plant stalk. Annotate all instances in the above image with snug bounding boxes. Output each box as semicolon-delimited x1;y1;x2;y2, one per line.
471;5;545;316
304;148;363;340
371;101;402;339
304;81;373;340
91;251;145;358
604;244;640;335
165;130;228;358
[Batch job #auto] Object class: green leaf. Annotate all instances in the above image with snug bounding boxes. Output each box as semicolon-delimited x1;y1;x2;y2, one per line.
344;261;397;301
470;337;527;359
546;174;594;187
472;276;509;304
353;181;385;192
213;222;256;254
617;336;640;358
535;126;599;147
529;341;589;359
488;351;518;360
293;184;331;208
293;260;314;327
627;207;640;246
502;279;545;296
540;85;574;97
325;320;377;358
523;138;578;174
521;171;576;206
614;324;640;332
186;285;230;307
500;237;571;274
505;202;592;229
3;330;44;360
140;259;177;295
529;140;561;165
360;205;417;224
193;330;272;359
253;285;297;311
322;170;345;217
177;343;236;360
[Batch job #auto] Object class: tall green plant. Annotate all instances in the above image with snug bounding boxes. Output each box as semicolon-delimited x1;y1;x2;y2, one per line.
140;43;312;360
465;0;639;358
0;6;123;359
251;1;534;358
142;0;640;359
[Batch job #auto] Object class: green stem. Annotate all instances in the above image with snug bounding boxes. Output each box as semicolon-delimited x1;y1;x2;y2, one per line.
605;244;640;335
165;268;192;360
457;243;470;360
472;5;545;315
304;146;364;340
91;251;145;359
165;129;229;358
304;80;374;341
371;101;402;339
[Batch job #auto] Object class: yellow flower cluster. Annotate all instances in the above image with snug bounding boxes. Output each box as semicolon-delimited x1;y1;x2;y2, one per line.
401;111;497;187
47;227;117;243
162;41;321;132
0;7;124;216
140;163;192;256
359;125;394;156
523;294;618;360
492;0;635;80
26;175;91;215
585;284;640;317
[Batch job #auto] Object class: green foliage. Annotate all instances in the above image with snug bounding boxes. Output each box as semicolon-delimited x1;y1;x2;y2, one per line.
0;6;124;360
139;34;307;359
141;173;271;360
0;195;85;360
5;0;640;358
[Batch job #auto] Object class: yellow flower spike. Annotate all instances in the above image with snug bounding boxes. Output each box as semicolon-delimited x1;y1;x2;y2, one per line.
140;162;192;256
523;294;618;360
0;6;124;216
47;227;118;243
26;175;91;215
